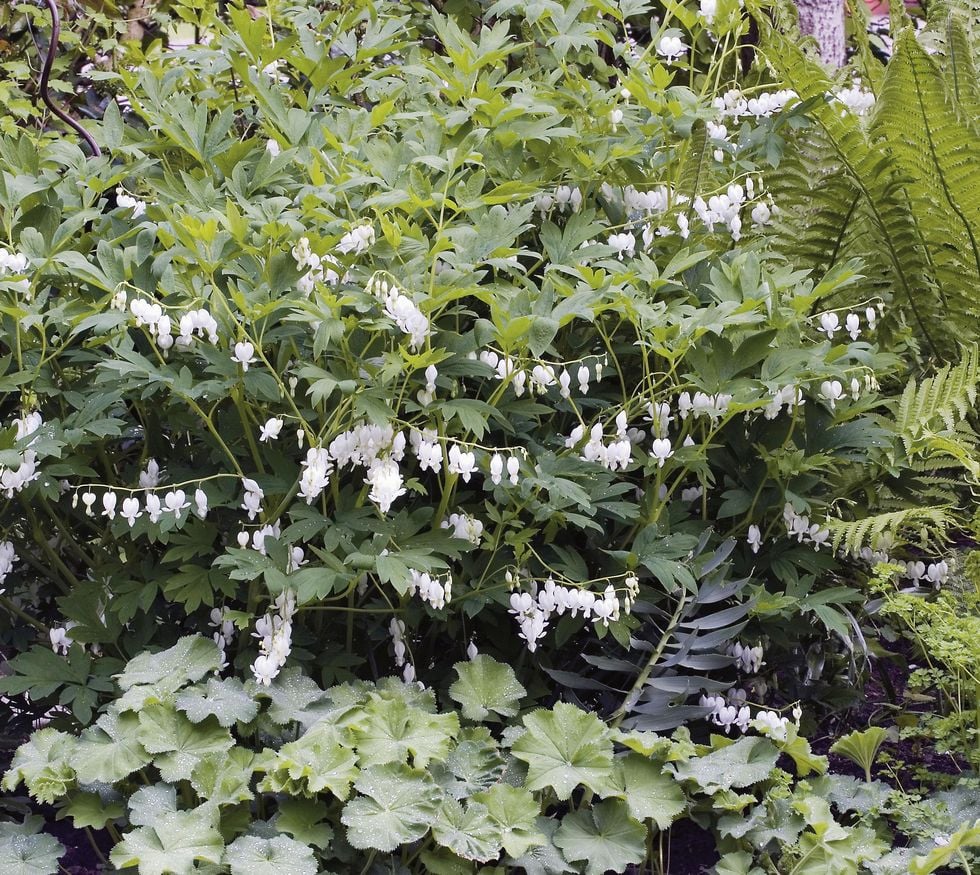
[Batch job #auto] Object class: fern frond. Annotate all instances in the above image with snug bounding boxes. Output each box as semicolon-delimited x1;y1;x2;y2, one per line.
896;344;979;449
827;505;954;554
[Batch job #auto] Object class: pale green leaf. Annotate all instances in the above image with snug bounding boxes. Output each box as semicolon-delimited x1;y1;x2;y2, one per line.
472;784;544;858
60;792;126;829
0;818;65;875
340;763;442;852
109;809;224;875
554;799;646;875
273;798;334;849
672;737;779;794
351;693;459;768
616;754;687;830
137;704;234;782
74;709;150;784
177;677;259;727
116;636;221;691
511;702;615;800
449;655;526;721
1;729;77;804
190;748;256;806
258;723;358;799
225;835;317;875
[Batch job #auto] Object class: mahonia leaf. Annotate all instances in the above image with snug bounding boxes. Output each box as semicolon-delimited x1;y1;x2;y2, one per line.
136;703;234;782
672;737;779;794
340;763;442;852
273;798;335;849
224;835;318;875
351;693;459;768
74;708;150;784
510;702;615;800
177;677;259;727
615;754;687;830
0;817;65;875
472;784;544;858
431;799;503;862
448;655;526;721
116;636;221;692
190;748;256;806
1;728;77;804
258;723;358;799
554;799;646;875
109;808;224;875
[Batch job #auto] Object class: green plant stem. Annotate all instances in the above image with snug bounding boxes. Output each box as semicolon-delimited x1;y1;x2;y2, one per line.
0;595;48;632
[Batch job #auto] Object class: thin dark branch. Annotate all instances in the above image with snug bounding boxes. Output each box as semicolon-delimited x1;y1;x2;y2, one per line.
39;0;102;157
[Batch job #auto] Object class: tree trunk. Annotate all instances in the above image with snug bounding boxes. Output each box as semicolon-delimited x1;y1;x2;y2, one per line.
796;0;846;67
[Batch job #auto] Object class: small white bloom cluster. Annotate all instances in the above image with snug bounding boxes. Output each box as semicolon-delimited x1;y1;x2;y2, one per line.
783;503;831;551
0;541;16;594
417;364;439;406
817;306;877;341
447;444;478;481
291;237;342;296
337;223;376;256
764;384;805;420
752;709;792;741
441;512;484;545
79;484;207;527
488;452;521;485
299;447;332;504
327;421;407;515
857;540;951;588
713;89;798;122
129;299;219;353
679;390;733;422
408;569;452;610
479;350;605;399
237;520;282;555
116;188;147;218
691;184;750;240
831;82;876;116
231;340;259;371
240;477;264;521
700;692;751;733
508;573;636;652
0;247;30;293
535;184;583;215
1;411;43;497
367;275;430;350
390;616;418;682
251;590;296;686
568;415;633;471
209;607;237;671
730;641;765;674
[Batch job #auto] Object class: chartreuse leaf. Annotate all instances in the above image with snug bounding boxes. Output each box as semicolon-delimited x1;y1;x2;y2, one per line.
176;677;259;727
714;851;766;874
830;727;889;783
190;748;256;806
472;784;544;858
510;702;615;800
273;798;334;849
615;754;687;830
225;835;318;875
341;763;442;852
431;799;503;862
258;723;358;799
434;727;506;798
554;799;647;875
1;728;77;804
136;703;234;782
449;654;526;721
351;692;460;768
672;736;780;794
109;808;224;875
74;708;150;784
0;817;65;875
60;792;126;829
248;667;328;726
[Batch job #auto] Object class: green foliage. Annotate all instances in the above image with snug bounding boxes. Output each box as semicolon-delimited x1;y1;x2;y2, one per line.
830;727;890;782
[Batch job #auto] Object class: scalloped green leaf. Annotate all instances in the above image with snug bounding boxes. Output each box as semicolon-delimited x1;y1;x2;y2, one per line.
449;654;526;722
109;808;224;875
0;818;65;875
225;835;318;875
554;799;646;875
1;729;77;804
176;677;259;727
510;702;615;800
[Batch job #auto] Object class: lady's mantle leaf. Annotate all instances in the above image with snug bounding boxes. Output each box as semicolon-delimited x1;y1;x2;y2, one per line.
671;736;780;794
74;709;150;784
615;754;687;830
510;702;615;799
340;763;442;852
449;655;526;721
109;809;224;875
472;784;544;858
431;799;503;862
258;724;358;799
176;677;259;727
116;635;221;691
554;799;646;875
0;817;65;875
225;835;318;875
351;693;459;768
1;729;77;804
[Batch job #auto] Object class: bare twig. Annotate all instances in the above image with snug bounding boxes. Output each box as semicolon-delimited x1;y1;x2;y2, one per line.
39;0;102;157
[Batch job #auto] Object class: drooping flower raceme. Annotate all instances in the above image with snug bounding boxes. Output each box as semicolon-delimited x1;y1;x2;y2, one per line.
366;458;406;514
